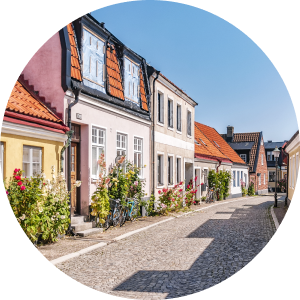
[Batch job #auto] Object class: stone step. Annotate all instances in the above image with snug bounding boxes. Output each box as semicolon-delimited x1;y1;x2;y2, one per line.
71;222;93;232
76;228;104;237
71;215;87;225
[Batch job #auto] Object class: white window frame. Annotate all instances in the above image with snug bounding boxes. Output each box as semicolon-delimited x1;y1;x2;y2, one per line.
0;142;4;179
157;91;164;125
22;145;42;177
261;154;264;165
116;132;127;158
176;103;182;133
267;151;274;161
237;171;240;187
167;154;174;186
134;137;143;178
157;152;164;186
259;174;261;185
91;126;106;179
240;154;247;163
176;156;182;184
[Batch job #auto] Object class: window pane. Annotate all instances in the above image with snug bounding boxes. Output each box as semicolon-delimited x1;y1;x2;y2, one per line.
92;146;97;176
23;147;30;162
92;128;97;143
134;138;137;151
134;152;137;166
23;163;30;178
138;153;142;176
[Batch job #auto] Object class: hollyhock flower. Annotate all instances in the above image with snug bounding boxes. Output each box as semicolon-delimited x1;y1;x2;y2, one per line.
172;199;175;202
179;189;183;192
14;168;18;173
15;175;21;180
179;181;183;185
17;181;22;186
195;176;198;181
158;190;161;194
187;185;190;189
134;181;138;186
6;191;8;195
20;186;26;191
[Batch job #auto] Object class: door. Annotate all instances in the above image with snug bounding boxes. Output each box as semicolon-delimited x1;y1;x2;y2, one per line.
70;142;77;215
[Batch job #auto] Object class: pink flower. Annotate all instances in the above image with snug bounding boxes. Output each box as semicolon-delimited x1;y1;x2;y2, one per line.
14;168;18;173
15;176;21;180
134;181;138;186
179;189;183;192
201;183;204;185
172;198;175;202
6;191;8;195
195;176;198;181
179;181;183;185
158;190;161;194
187;185;190;189
17;181;22;186
20;186;26;191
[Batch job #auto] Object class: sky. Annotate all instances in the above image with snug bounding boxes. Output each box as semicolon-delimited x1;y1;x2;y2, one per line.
91;0;298;142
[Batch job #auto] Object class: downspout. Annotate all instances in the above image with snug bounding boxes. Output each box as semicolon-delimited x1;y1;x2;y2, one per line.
67;86;81;233
152;71;160;196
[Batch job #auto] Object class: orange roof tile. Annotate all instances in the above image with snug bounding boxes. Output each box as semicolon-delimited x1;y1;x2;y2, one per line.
106;46;124;100
139;68;148;111
196;122;246;165
7;80;62;123
67;23;82;81
194;123;227;159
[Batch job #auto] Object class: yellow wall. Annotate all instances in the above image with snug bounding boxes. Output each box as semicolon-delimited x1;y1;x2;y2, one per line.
1;133;64;181
287;145;300;202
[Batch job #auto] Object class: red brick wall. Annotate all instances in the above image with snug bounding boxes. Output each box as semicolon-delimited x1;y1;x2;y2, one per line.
255;141;268;191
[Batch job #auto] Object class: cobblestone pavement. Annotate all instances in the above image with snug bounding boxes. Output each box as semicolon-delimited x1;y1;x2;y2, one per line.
56;196;275;299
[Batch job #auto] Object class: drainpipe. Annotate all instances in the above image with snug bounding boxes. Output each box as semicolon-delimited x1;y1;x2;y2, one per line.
67;86;81;233
152;71;160;196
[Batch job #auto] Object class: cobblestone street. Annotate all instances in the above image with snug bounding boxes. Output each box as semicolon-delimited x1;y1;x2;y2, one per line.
56;196;276;299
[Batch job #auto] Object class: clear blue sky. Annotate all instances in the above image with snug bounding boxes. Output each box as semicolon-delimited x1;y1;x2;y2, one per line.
91;0;298;142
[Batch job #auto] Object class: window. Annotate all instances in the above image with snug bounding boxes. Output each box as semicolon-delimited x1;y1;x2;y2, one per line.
116;133;127;157
241;171;243;183
157;93;164;123
237;171;240;187
92;127;105;178
177;104;181;132
267;151;274;161
187;110;192;136
168;156;173;185
134;137;143;177
240;154;247;163
233;171;236;187
176;157;181;183
124;56;139;103
168;99;173;128
22;146;42;177
157;154;163;185
0;142;4;179
214;141;220;148
259;174;261;185
269;171;275;182
83;28;105;92
244;174;247;186
261;154;264;165
264;173;266;185
203;169;208;186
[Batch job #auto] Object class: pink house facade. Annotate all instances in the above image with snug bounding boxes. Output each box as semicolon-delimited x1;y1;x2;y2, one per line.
21;14;152;217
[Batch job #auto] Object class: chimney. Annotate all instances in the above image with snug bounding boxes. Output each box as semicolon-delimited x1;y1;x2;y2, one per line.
226;126;234;142
268;140;272;143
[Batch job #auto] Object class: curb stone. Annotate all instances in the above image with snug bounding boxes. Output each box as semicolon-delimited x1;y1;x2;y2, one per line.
270;205;280;230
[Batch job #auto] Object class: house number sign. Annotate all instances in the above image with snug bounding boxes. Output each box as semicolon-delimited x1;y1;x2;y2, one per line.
76;113;82;120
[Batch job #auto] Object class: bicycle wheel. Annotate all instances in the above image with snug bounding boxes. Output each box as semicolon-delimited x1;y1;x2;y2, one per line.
119;207;126;227
104;212;111;230
112;210;120;227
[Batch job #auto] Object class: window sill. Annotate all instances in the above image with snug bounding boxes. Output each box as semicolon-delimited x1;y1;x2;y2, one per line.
157;122;164;127
167;127;174;131
176;130;182;135
187;134;192;139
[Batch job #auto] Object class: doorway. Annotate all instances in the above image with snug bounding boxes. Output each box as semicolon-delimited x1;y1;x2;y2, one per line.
70;124;81;215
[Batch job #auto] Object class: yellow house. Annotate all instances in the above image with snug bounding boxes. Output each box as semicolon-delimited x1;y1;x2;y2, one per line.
285;130;300;205
0;77;69;181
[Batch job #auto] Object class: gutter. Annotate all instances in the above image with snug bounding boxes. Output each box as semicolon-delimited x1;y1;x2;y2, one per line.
67;86;82;233
152;71;160;195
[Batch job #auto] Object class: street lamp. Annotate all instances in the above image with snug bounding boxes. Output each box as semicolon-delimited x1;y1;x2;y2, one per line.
273;146;280;207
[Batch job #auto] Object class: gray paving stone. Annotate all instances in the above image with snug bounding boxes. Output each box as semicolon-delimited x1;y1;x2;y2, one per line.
56;196;276;299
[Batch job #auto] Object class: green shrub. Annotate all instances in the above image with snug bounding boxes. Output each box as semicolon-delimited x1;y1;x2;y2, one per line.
247;180;255;196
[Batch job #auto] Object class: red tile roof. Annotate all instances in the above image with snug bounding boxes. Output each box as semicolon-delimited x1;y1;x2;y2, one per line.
106;45;124;100
5;79;69;133
67;23;82;81
195;122;246;165
139;68;148;111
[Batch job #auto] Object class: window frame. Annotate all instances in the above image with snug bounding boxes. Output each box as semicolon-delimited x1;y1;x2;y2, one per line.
233;170;236;187
176;103;182;133
237;171;240;187
91;126;106;179
167;98;174;129
187;109;192;137
176;156;181;184
167;154;174;186
268;171;275;182
22;145;42;177
240;154;247;163
261;153;264;165
133;136;143;178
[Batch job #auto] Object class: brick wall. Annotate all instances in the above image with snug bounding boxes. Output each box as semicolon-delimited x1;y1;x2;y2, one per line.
255;142;268;191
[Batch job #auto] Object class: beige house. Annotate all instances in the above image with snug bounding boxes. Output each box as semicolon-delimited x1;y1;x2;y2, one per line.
285;130;300;205
147;68;197;198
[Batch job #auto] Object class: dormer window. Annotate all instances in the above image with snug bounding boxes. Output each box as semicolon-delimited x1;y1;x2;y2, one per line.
82;27;106;93
214;141;220;147
124;56;140;103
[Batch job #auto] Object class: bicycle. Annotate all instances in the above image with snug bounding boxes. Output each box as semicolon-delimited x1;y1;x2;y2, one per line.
205;188;216;203
104;199;122;229
120;197;139;226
